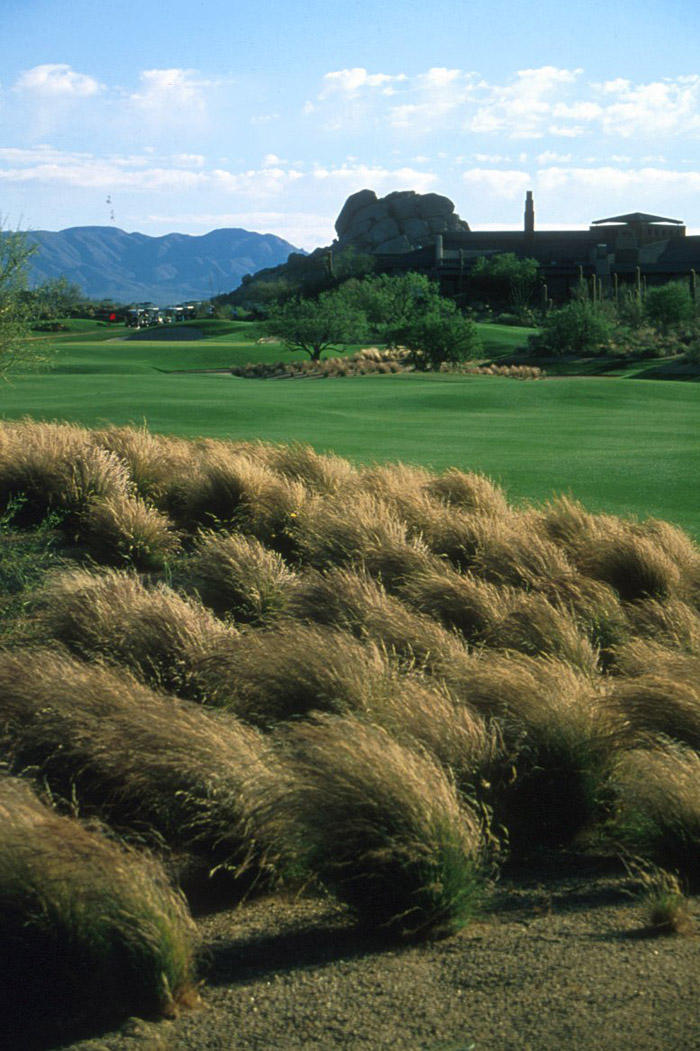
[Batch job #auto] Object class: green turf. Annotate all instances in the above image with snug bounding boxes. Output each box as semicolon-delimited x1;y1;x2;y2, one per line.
2;334;698;538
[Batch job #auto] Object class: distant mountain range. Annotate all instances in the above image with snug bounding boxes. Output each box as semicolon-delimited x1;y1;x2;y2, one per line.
24;226;303;304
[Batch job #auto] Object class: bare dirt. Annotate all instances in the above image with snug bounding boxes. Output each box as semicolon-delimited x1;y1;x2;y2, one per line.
51;854;700;1051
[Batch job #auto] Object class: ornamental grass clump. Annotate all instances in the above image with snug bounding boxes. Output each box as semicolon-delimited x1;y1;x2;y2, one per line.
260;441;358;494
37;566;235;697
289;566;469;670
424;467;510;518
399;565;512;644
612;742;700;885
0;774;197;1042
485;591;600;674
194;621;396;727
295;491;437;590
0;649;276;898
93;424;202;505
252;715;494;939
79;491;181;570
441;653;616;854
601;672;700;753
575;528;682;603
625;598;700;654
0;420;130;526
179;531;298;624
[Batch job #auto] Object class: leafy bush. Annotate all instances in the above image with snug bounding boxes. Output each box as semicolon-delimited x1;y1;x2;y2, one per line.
529;300;614;357
644;282;695;333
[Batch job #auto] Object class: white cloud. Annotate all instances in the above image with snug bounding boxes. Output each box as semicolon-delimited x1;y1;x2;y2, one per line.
14;64;103;97
536;150;573;165
598;76;700;137
462;168;531;198
128;68;216;118
319;68;406;98
468;66;582;139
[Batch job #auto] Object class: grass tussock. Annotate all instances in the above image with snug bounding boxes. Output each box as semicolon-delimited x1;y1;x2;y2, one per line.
260;441;358;494
602;672;700;752
625;597;700;654
37;567;235;697
194;621;398;726
0;649;276;895
629;864;696;936
179;531;297;624
612;742;700;885
0;420;130;526
485;591;600;673
295;490;437;589
399;565;510;643
290;566;471;670
423;468;510;518
575;528;682;603
80;491;181;570
249;715;494;939
0;773;197;1041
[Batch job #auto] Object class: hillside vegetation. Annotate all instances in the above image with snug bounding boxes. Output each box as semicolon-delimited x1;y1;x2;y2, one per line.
1;419;699;1043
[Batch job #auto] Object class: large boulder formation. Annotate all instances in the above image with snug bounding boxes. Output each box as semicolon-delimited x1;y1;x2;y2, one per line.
334;189;470;254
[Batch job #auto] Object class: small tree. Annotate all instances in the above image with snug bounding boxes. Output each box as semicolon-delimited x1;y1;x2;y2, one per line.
0;223;55;377
336;271;433;344
263;291;367;361
528;301;614;357
399;297;482;370
644;282;695;334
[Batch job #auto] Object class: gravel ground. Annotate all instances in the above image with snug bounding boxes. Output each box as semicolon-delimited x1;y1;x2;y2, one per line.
45;856;700;1051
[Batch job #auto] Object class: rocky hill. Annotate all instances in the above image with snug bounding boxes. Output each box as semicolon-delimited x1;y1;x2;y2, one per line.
25;226;302;304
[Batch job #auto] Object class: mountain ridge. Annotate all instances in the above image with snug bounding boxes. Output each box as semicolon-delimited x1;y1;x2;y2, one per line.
24;225;303;304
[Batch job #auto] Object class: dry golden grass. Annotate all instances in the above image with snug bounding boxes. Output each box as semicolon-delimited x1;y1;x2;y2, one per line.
400;564;509;643
0;649;276;895
575;527;683;603
626;597;700;654
295;490;438;589
0;419;130;524
37;566;235;697
92;424;203;505
194;621;399;726
247;714;493;938
289;566;470;670
612;741;700;884
486;591;600;674
602;670;700;752
260;441;358;494
180;530;298;623
0;772;197;1040
424;468;510;518
80;491;181;570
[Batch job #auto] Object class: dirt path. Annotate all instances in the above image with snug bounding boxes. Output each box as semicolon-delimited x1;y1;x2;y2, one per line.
54;856;700;1051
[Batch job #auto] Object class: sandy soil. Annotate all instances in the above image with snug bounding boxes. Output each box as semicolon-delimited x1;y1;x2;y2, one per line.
48;854;700;1051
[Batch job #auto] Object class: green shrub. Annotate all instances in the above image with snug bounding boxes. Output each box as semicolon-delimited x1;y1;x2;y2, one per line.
529;301;614;357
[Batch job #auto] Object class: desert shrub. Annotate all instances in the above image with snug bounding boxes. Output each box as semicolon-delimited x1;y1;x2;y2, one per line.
79;491;181;570
528;301;614;357
612;742;700;884
250;715;494;939
179;531;297;624
0;650;276;896
0;774;196;1041
644;282;695;333
424;468;509;518
37;567;235;697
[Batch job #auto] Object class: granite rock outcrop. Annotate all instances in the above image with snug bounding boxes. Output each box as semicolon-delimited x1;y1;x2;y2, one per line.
334;189;470;254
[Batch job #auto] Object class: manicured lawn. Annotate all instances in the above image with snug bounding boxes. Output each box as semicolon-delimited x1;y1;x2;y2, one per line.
2;333;698;537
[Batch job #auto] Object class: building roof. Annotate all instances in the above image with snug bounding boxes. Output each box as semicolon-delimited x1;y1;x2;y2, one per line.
591;212;684;226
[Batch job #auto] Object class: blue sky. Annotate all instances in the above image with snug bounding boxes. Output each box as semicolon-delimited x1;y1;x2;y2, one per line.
2;0;699;249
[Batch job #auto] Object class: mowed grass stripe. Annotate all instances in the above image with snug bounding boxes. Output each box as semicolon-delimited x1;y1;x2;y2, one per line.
1;341;698;536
